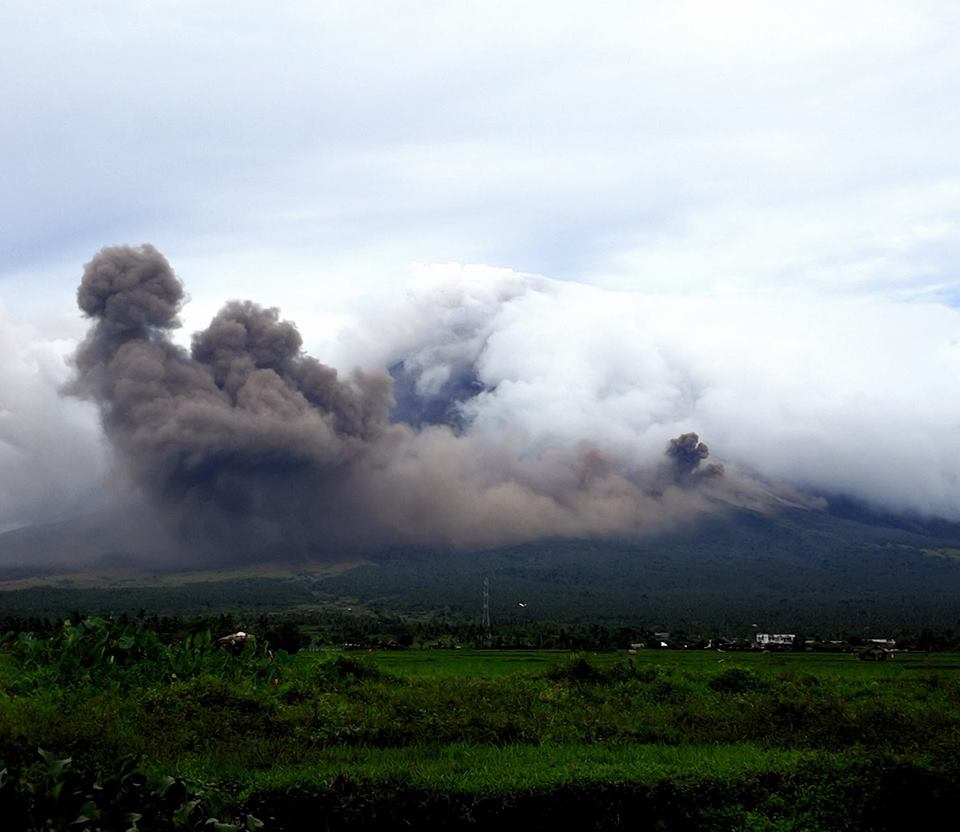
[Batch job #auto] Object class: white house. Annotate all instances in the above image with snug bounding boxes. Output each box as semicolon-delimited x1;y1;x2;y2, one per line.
754;633;796;648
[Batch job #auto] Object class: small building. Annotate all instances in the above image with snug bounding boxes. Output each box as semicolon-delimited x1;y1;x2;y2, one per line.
630;636;675;649
754;633;796;649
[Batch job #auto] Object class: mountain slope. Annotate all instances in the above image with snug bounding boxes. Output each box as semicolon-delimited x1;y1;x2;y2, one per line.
3;504;960;631
319;507;960;632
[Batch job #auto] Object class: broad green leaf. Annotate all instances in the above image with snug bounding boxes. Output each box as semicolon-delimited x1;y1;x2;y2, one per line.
38;748;72;779
173;798;202;827
206;820;240;832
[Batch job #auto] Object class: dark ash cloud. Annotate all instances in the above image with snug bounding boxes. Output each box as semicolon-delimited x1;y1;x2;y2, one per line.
667;432;724;482
69;244;395;560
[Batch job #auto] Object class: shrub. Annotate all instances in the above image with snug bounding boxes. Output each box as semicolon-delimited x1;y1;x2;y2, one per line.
708;667;765;694
546;656;606;684
313;655;391;686
3;618;292;690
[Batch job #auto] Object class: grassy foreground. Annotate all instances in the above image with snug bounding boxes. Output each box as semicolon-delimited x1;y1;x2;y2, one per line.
1;621;960;829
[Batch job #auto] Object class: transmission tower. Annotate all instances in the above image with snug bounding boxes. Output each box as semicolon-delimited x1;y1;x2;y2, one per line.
481;577;491;646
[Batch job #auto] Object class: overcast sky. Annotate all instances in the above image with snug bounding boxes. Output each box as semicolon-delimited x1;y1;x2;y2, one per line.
2;1;960;532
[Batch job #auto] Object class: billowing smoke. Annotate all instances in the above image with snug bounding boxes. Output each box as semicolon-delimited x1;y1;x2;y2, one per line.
68;245;397;558
66;245;774;562
666;433;723;482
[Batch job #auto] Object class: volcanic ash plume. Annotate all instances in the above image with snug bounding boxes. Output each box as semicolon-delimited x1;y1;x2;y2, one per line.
666;433;723;482
69;244;396;558
67;244;773;562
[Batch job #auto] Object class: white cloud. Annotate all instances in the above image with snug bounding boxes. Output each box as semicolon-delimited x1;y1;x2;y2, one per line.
0;312;106;531
350;266;960;519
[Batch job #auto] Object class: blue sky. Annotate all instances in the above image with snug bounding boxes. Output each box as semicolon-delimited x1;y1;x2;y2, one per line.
2;1;960;532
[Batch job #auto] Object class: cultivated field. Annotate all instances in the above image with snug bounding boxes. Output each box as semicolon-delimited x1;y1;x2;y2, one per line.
367;646;960;678
1;619;960;829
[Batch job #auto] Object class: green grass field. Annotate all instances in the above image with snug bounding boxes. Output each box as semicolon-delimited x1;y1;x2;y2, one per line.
2;621;960;829
364;646;960;678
